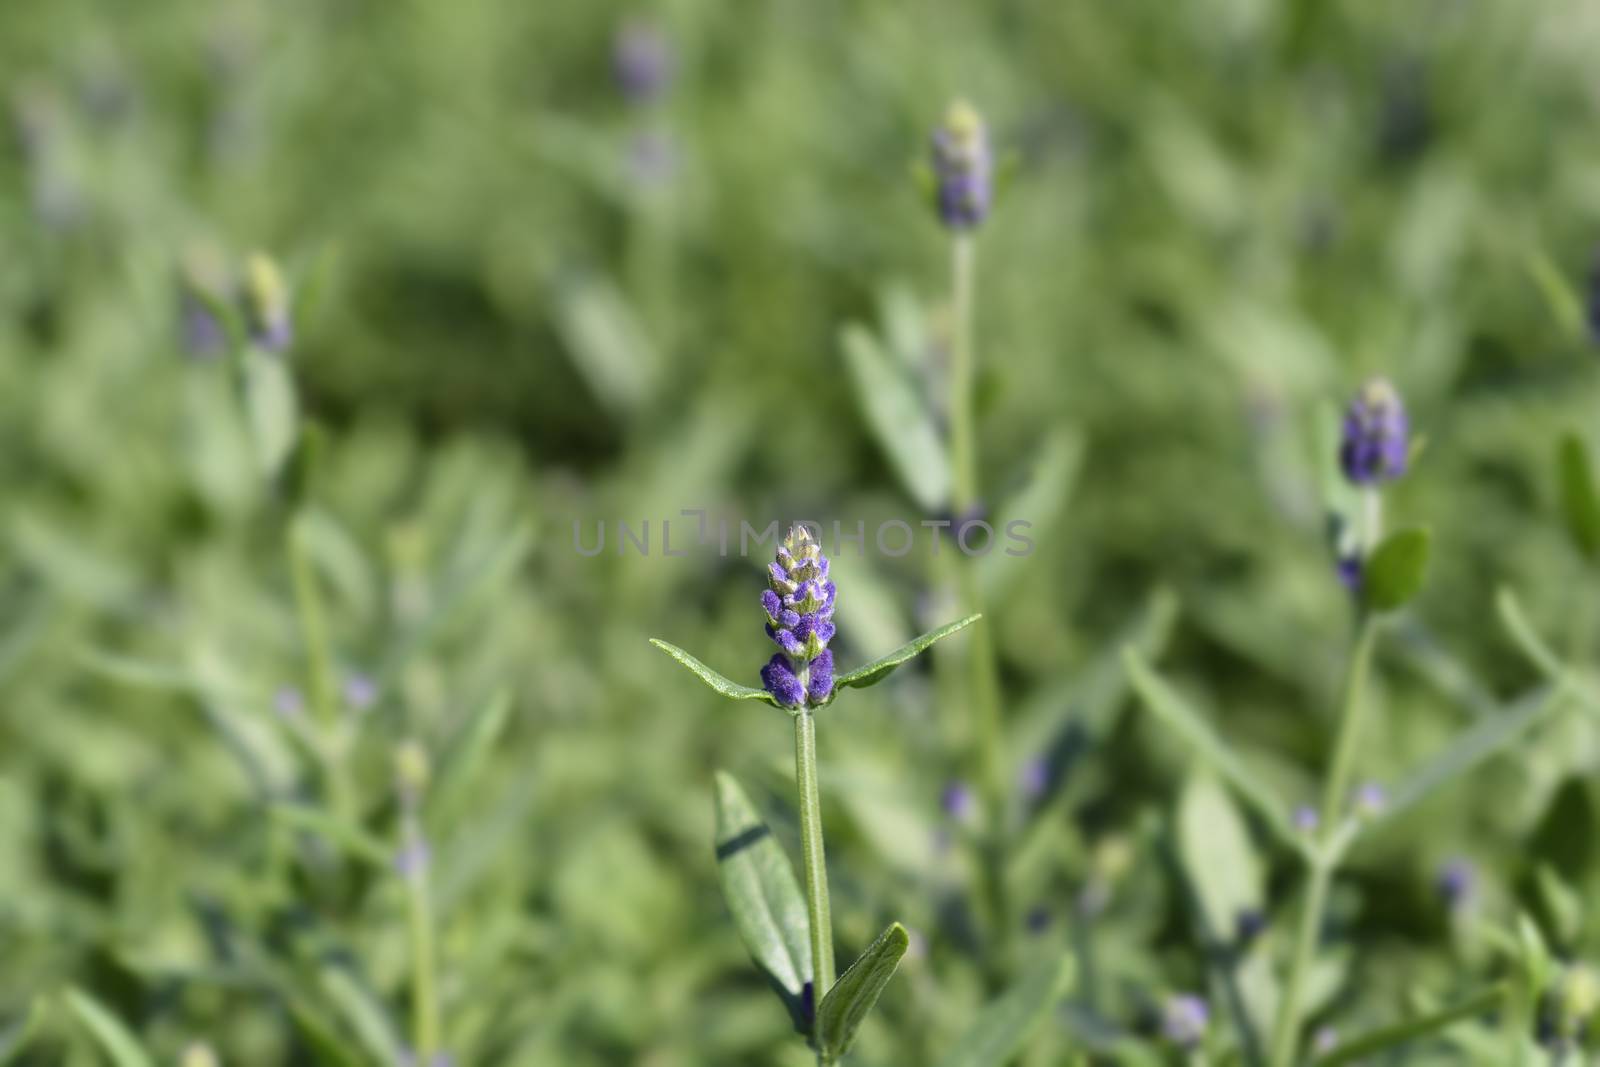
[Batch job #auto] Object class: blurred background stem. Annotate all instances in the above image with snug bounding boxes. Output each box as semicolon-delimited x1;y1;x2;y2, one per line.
287;512;354;823
949;232;1012;980
1269;615;1378;1067
402;805;440;1062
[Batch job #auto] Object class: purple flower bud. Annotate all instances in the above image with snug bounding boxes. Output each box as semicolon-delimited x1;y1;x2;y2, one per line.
1161;994;1209;1048
931;100;992;231
1353;780;1388;817
612;20;672;106
273;686;305;720
759;526;837;708
1018;756;1049;800
1293;805;1320;833
1339;378;1409;486
1588;248;1600;348
393;835;431;879
941;780;976;823
243;252;292;353
343;672;377;712
1336;554;1363;592
1435;856;1476;909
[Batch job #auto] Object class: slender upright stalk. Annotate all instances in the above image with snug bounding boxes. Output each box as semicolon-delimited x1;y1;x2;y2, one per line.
794;708;835;1053
1268;615;1378;1067
288;513;354;821
402;808;440;1062
949;232;1011;976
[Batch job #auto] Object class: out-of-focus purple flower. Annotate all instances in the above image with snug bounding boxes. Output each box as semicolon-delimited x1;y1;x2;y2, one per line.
243;252;292;353
1336;554;1363;592
1235;909;1266;945
1587;248;1600;348
1339;378;1410;486
1314;1027;1340;1054
394;835;431;879
759;526;837;708
1293;805;1320;834
931;100;992;231
627;128;678;187
1025;905;1053;934
1018;755;1049;801
1354;781;1388;817
1161;994;1209;1049
343;672;377;712
613;19;673;106
273;686;305;719
941;780;976;824
1436;856;1476;909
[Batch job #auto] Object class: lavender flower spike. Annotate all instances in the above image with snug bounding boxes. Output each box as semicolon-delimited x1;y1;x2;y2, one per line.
1339;377;1409;486
243;252;292;353
613;19;673;106
931;99;992;231
759;525;838;708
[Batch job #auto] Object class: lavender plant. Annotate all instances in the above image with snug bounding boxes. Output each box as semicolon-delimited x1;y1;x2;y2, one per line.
652;524;980;1063
1128;378;1580;1065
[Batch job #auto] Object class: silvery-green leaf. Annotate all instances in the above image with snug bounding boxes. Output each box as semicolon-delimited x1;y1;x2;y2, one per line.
551;274;658;416
649;640;784;709
1364;526;1431;613
839;322;950;512
1557;432;1600;562
713;772;812;1028
832;615;982;696
1534;865;1583;947
286;1002;368;1067
1123;648;1299;850
1310;984;1507;1066
318;965;404;1067
816;922;910;1061
64;988;154;1067
931;953;1073;1067
1178;772;1262;942
979;428;1084;603
242;348;299;481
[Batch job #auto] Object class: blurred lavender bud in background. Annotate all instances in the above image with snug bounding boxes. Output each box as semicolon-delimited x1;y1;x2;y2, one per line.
931;99;992;231
1339;378;1410;487
1354;780;1388;818
941;780;977;825
272;686;304;720
1161;994;1209;1049
1017;754;1049;801
179;246;230;359
343;672;377;713
613;19;673;106
1587;247;1600;347
243;252;292;353
1293;805;1320;834
1435;856;1476;910
626;128;678;187
1314;1028;1339;1055
1336;554;1363;593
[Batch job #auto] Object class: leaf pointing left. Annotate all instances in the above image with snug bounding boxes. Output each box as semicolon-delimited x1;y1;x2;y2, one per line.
650;640;785;709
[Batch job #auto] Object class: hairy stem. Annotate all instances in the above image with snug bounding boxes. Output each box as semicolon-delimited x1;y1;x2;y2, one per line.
949;232;1011;979
795;709;835;1054
1269;615;1378;1067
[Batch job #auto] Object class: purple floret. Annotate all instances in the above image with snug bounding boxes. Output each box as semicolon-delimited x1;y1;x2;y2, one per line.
761;654;804;707
806;649;834;704
1339;378;1409;486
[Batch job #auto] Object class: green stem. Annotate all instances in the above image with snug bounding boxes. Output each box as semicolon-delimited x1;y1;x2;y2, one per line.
949;232;1011;980
402;809;440;1061
794;709;835;1054
1268;616;1378;1067
288;512;353;821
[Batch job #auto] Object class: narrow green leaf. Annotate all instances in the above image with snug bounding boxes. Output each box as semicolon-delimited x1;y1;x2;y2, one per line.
979;428;1085;603
1534;865;1584;947
1178;772;1263;942
1524;248;1587;341
817;922;911;1061
286;1002;369;1067
1364;526;1432;612
931;953;1073;1067
1370;684;1565;833
1310;984;1506;1066
1557;432;1600;561
242;349;299;480
1123;648;1299;850
1496;589;1600;718
713;772;813;1028
269;805;392;866
833;615;982;695
649;640;784;709
551;274;659;415
429;688;514;829
839;322;951;512
64;988;155;1067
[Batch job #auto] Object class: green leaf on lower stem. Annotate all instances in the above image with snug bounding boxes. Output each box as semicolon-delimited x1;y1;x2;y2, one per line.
832;615;982;696
712;772;813;1031
817;922;910;1061
242;348;299;481
1309;983;1507;1066
64;988;155;1067
1364;526;1431;612
1557;432;1600;561
931;952;1074;1067
1178;772;1263;944
649;639;785;709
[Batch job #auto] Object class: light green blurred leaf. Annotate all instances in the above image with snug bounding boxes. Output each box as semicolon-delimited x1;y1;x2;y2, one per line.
979;427;1084;602
269;805;391;866
1178;772;1262;941
1123;648;1299;850
713;772;812;1026
649;640;784;709
1364;526;1431;613
1310;984;1507;1066
832;614;982;696
429;688;513;829
816;921;910;1061
1524;248;1587;341
838;322;950;512
1557;432;1600;562
551;274;658;416
242;349;299;480
64;988;154;1067
930;953;1073;1067
0;1002;43;1066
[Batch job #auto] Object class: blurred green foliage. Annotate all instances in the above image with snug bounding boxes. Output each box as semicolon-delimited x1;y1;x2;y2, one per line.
5;0;1600;1063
